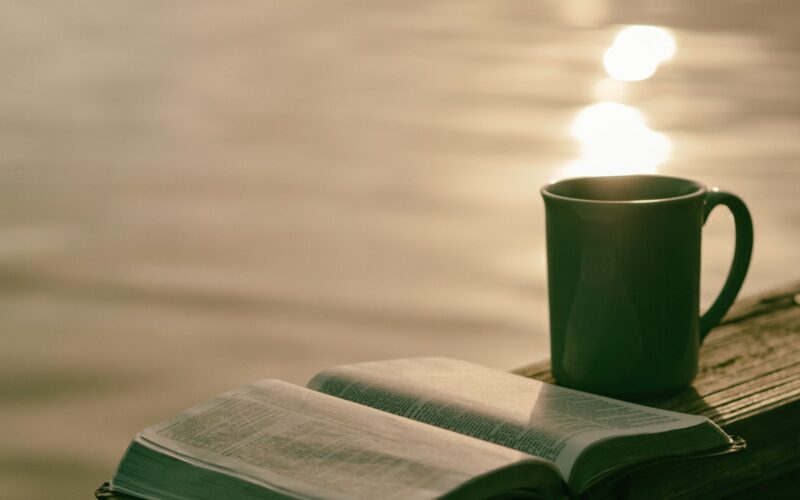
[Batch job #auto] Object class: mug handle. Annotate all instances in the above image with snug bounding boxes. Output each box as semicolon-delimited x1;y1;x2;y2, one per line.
699;188;754;340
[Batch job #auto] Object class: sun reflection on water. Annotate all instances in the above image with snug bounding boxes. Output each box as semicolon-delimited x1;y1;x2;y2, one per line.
563;102;671;177
604;25;676;82
560;25;676;178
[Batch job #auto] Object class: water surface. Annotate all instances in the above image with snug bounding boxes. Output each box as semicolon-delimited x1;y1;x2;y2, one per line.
1;1;798;498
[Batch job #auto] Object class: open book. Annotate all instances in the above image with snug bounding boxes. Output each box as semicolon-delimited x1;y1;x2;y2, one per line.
106;358;740;499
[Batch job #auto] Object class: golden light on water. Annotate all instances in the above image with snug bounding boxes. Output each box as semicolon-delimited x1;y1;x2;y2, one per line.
562;102;672;177
560;25;676;177
603;26;676;81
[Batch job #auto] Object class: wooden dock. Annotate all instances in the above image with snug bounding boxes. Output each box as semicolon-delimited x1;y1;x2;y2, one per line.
516;281;800;498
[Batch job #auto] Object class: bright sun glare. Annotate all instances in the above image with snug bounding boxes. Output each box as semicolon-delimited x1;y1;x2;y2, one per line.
603;25;676;81
559;25;676;178
563;102;672;177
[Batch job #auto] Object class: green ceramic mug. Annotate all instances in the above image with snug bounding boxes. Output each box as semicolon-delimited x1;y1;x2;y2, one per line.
541;175;753;398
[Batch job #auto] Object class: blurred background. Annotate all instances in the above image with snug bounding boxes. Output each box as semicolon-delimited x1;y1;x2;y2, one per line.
1;1;798;498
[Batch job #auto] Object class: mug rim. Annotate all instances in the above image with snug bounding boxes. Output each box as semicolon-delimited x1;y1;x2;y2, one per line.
541;174;707;204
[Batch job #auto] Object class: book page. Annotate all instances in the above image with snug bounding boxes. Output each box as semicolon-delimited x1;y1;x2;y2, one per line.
129;379;558;500
308;358;724;482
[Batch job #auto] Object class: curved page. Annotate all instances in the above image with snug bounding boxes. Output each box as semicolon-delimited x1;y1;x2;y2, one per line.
117;380;561;500
308;357;730;490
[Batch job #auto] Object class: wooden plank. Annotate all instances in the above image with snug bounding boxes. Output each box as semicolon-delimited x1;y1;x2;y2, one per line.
596;403;800;499
717;281;800;325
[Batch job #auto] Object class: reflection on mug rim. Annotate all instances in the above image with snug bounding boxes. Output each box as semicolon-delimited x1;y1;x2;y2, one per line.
541;174;707;205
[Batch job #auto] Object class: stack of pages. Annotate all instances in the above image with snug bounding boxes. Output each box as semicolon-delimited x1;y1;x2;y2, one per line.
105;357;739;499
